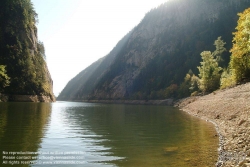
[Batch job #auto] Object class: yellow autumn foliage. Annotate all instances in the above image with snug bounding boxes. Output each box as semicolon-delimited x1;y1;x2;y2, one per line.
230;8;250;82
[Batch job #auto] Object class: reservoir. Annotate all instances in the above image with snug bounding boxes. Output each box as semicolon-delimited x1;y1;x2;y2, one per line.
0;102;218;167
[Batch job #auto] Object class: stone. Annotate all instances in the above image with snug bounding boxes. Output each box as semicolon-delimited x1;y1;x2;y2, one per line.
163;147;178;154
229;114;237;120
242;163;250;167
215;114;220;119
233;133;238;138
184;158;190;162
238;140;244;144
239;159;245;166
239;120;246;126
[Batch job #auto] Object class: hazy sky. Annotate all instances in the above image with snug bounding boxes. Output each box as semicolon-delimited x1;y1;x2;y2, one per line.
32;0;168;96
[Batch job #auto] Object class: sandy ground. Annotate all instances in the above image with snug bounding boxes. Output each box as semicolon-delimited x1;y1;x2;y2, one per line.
175;83;250;167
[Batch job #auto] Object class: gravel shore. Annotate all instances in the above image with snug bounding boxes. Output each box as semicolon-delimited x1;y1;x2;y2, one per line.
175;83;250;167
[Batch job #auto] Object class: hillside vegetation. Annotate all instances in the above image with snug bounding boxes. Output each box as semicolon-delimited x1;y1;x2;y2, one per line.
58;0;250;101
0;0;55;101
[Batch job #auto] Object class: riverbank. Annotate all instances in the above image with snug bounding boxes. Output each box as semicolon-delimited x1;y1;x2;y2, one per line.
0;94;56;102
82;99;174;105
175;83;250;167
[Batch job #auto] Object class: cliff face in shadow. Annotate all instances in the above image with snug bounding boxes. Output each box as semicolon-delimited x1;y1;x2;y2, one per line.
58;0;250;101
0;0;55;102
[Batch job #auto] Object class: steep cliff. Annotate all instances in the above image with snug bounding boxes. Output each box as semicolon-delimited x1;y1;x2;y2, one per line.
58;0;250;101
0;0;55;102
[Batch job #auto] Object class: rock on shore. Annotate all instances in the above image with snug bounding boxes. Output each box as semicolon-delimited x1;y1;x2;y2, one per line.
175;83;250;167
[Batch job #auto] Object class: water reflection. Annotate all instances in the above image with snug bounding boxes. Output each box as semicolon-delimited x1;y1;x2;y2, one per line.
0;102;52;167
0;102;218;167
34;102;121;167
60;103;218;167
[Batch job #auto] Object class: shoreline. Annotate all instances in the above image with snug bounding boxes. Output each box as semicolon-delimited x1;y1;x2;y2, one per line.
81;99;174;105
175;83;250;167
61;83;250;166
0;94;56;102
175;102;226;167
6;83;250;166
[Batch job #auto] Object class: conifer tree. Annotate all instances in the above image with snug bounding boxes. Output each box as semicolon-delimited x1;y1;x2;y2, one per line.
212;36;226;65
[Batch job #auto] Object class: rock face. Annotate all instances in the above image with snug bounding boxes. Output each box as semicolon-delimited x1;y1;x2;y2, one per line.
0;0;55;102
58;0;250;101
23;26;55;102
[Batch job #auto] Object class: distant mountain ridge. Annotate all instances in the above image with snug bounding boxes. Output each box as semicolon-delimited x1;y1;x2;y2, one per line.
57;0;250;101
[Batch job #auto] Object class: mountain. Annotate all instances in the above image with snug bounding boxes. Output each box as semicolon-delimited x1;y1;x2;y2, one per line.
0;0;55;102
58;32;131;100
57;0;250;101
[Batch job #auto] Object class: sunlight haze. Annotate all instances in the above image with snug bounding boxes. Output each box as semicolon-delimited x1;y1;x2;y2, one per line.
32;0;168;96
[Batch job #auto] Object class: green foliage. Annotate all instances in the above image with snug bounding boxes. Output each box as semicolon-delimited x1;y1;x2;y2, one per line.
230;55;250;83
229;8;250;83
180;37;226;96
147;84;179;100
197;51;222;93
191;91;199;96
37;41;46;60
0;0;53;97
220;68;236;89
178;70;199;97
212;36;227;65
0;65;10;91
163;84;178;98
190;74;200;92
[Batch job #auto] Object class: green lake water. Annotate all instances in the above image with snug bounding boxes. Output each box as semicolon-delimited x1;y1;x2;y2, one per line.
0;102;218;167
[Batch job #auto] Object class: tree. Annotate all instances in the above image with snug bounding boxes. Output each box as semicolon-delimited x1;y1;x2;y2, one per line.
0;65;10;92
190;74;199;92
212;36;227;65
0;0;53;97
197;51;222;93
220;68;235;89
38;41;46;60
230;8;250;82
178;70;199;97
164;84;178;98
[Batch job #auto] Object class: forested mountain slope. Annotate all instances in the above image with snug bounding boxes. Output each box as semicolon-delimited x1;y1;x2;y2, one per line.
58;32;131;100
0;0;55;102
58;0;250;101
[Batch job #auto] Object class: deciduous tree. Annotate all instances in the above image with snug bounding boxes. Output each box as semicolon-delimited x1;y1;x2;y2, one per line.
198;51;222;93
230;8;250;82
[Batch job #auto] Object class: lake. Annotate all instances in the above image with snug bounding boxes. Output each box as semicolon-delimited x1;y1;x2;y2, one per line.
0;102;218;167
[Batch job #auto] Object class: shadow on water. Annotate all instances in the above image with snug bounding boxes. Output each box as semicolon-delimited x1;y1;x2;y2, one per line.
61;103;218;167
0;102;52;167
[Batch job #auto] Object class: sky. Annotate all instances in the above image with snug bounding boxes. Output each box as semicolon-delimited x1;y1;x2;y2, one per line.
32;0;168;96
